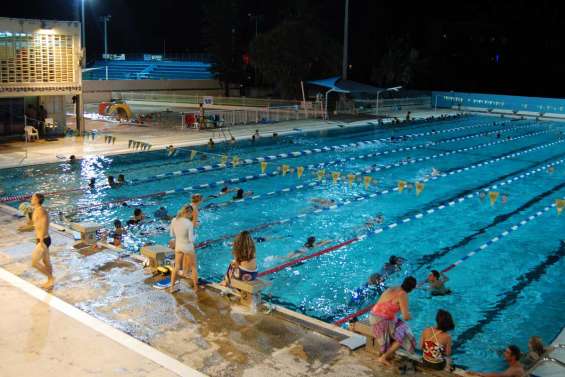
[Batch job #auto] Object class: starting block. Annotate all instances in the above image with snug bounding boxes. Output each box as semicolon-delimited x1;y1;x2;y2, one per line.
350;320;380;355
71;222;102;247
141;244;173;271
229;278;271;309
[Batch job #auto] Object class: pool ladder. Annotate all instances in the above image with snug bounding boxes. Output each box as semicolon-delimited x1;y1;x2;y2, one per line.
213;125;234;142
530;344;565;372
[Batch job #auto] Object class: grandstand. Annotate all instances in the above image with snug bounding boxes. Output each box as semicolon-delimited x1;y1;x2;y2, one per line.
83;60;213;81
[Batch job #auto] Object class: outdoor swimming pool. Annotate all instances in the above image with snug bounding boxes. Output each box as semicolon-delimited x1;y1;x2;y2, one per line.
1;114;564;370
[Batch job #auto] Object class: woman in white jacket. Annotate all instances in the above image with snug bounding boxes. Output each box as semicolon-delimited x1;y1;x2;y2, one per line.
169;205;198;292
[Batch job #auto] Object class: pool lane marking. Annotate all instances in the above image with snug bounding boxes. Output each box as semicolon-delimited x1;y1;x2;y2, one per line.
0;120;535;204
0;267;206;377
256;154;565;280
197;128;553;210
112;116;506;175
333;201;560;326
440;204;557;273
63;126;551;213
452;239;565;350
120;121;538;185
191;136;564;249
413;179;565;272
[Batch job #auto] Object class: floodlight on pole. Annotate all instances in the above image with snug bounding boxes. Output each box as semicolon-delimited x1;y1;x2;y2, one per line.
81;0;86;52
100;15;111;56
375;86;402;116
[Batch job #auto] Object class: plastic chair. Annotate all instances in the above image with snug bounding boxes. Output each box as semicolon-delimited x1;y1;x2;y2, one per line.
24;126;39;142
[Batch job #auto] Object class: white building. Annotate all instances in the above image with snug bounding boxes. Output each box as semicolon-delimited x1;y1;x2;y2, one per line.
0;17;82;138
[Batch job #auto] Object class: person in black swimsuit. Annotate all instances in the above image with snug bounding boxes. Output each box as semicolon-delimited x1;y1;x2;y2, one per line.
30;193;54;289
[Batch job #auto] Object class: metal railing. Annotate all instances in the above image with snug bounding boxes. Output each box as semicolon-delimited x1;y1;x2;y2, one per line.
101;52;214;62
132;106;324;130
354;96;432;114
113;91;304;109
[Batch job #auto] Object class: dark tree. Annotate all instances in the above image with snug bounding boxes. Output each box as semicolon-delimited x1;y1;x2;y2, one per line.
371;36;429;88
250;19;340;98
203;0;245;96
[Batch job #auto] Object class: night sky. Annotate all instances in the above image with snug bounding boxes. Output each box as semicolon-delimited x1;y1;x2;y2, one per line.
3;0;565;97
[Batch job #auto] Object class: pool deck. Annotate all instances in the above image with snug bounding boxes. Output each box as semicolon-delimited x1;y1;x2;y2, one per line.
0;110;459;377
0;109;455;170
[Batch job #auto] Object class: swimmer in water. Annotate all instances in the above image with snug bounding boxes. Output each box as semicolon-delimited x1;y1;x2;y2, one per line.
254;235;289;243
382;255;405;275
108;175;117;188
111;219;125;247
88;178;96;189
351;256;404;304
69;155;77;164
166;145;176;157
233;188;253;200
357;214;385;231
207;186;236;199
254;129;260;138
154;207;172;221
277;236;333;261
191;194;203;227
427;270;451;296
230;234;289;246
208;138;215;149
117;174;125;185
310;198;336;208
431;167;440;177
127;208;145;225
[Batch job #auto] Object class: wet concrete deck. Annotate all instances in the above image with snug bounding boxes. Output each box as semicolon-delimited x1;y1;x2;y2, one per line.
0;206;431;377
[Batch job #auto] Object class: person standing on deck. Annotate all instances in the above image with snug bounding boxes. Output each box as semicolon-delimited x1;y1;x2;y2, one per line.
30;193;54;289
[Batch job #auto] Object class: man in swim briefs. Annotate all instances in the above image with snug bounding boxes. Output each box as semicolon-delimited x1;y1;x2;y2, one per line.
31;193;54;289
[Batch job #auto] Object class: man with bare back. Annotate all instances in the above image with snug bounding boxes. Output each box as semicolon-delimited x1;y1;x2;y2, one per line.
31;193;54;289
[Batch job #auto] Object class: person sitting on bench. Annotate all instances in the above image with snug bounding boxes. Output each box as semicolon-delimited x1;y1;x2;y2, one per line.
223;231;257;285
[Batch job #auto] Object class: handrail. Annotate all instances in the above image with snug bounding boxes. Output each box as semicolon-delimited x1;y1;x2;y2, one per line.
113;91;303;109
537;356;565;368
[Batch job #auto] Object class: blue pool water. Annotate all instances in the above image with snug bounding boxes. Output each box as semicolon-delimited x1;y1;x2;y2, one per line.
2;115;564;371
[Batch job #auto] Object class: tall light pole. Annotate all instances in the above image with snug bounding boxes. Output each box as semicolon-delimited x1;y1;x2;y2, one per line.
100;15;111;56
342;0;349;80
81;0;86;52
376;86;402;116
248;13;262;86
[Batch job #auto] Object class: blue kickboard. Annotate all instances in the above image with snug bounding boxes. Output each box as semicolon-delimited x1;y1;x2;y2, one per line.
153;277;171;289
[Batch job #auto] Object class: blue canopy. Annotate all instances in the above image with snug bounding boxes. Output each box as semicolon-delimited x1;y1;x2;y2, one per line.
307;76;382;94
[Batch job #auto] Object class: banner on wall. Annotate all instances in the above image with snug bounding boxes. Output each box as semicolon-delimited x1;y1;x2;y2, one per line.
432;91;565;115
